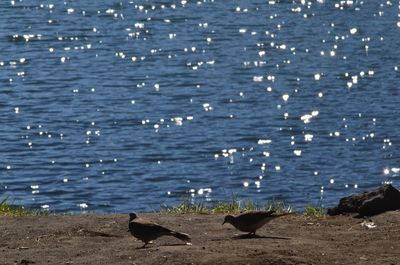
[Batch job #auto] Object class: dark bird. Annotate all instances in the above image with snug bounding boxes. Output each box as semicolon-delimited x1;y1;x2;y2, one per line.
222;210;291;236
128;213;191;248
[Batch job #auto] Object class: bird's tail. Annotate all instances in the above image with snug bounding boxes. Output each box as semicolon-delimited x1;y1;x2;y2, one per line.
170;231;191;243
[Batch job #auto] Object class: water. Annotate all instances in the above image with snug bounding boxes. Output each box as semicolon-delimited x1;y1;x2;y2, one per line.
1;0;400;213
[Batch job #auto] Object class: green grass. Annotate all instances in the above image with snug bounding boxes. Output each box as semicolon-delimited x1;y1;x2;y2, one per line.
0;197;40;216
161;197;294;215
0;195;320;217
161;200;210;214
304;205;325;218
212;199;258;213
264;198;295;214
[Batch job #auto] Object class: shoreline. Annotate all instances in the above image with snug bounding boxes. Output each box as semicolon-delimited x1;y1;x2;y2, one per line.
1;211;400;264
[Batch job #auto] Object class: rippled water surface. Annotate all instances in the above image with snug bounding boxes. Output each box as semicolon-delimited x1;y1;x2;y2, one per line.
1;0;400;212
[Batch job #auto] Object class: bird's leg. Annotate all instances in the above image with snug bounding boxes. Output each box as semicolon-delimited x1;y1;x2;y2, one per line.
140;242;148;248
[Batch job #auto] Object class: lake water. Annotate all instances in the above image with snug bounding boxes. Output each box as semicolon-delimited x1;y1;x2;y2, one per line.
1;0;400;213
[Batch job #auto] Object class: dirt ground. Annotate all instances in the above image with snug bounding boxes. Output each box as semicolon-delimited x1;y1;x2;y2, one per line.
1;211;400;265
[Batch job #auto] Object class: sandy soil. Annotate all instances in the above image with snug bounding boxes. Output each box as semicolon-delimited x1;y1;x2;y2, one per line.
1;211;400;265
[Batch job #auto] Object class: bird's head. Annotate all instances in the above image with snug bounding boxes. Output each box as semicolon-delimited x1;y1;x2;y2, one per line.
222;215;235;225
129;212;138;221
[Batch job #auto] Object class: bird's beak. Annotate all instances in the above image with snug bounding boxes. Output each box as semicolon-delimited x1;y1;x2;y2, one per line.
222;221;226;225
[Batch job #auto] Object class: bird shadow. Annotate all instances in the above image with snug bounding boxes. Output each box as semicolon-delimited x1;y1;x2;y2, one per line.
233;234;291;240
163;243;191;247
136;243;189;249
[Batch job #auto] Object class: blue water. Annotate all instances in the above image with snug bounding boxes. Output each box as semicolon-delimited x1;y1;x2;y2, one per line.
1;0;399;213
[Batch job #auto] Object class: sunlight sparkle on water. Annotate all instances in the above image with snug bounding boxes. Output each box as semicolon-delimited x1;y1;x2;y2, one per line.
293;150;302;156
304;134;314;141
258;139;272;145
2;0;400;213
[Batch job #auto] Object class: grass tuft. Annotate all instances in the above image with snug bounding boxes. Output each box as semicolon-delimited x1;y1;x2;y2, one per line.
304;205;325;218
265;198;294;214
161;199;209;214
161;196;294;215
0;197;42;216
212;199;256;213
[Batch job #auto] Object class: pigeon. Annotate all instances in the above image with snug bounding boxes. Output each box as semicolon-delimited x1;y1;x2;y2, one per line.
222;210;291;235
128;213;191;248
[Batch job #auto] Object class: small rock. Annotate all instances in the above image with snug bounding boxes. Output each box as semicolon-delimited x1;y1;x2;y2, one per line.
360;220;376;229
18;246;29;250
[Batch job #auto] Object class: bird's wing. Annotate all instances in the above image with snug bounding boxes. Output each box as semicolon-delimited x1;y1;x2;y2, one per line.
132;219;173;235
239;211;275;221
234;211;276;230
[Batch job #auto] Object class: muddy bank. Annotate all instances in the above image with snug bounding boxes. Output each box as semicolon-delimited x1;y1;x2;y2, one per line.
1;212;400;264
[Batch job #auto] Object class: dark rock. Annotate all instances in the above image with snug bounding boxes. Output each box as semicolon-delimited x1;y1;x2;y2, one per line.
327;184;400;217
